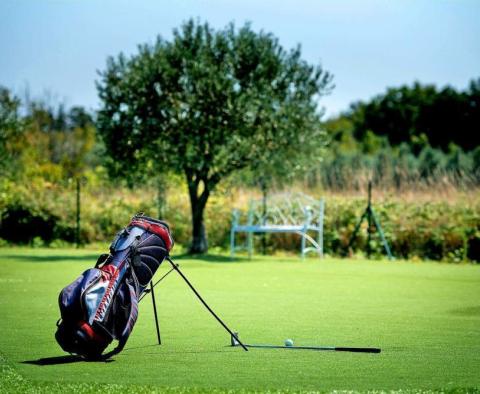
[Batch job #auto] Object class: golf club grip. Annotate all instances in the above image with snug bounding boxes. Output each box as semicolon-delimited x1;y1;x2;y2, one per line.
166;257;249;352
335;347;381;353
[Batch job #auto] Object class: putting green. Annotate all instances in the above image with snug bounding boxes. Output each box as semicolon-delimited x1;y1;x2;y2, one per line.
0;248;479;393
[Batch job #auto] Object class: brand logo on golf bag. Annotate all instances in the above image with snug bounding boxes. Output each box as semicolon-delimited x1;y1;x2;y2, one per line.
93;261;124;323
55;214;173;359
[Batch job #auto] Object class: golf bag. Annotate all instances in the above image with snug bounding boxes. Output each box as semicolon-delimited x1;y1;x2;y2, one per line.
55;214;173;359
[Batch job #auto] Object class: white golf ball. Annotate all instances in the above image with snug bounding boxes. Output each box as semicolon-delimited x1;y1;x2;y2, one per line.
285;339;294;347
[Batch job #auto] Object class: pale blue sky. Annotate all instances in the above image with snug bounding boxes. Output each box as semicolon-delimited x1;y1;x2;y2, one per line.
1;0;479;117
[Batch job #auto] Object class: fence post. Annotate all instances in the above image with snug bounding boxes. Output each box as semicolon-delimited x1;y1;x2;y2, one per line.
247;202;254;259
367;181;372;259
230;210;237;257
261;179;267;255
75;178;81;248
301;207;309;260
157;175;166;219
318;198;325;258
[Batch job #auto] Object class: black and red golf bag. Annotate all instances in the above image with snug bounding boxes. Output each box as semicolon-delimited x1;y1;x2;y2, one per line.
55;214;173;359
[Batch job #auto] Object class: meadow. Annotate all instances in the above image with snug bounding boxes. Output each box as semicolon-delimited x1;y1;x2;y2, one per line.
0;248;479;393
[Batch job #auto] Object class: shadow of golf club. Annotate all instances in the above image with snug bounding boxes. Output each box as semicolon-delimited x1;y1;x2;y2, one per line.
143;349;229;355
21;355;114;365
122;343;232;355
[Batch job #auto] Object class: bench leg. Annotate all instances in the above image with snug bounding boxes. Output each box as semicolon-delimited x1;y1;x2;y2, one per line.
301;229;306;260
248;232;253;259
319;199;325;258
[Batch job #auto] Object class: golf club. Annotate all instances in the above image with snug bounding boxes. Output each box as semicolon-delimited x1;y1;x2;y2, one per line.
231;334;380;353
165;256;249;351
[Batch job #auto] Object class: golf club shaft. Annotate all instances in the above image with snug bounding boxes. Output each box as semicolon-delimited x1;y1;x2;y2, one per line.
166;256;249;352
242;344;380;353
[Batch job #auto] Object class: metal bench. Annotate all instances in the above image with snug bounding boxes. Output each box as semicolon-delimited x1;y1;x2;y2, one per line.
230;193;325;259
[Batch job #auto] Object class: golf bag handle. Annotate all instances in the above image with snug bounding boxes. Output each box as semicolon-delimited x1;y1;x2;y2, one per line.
165;256;249;352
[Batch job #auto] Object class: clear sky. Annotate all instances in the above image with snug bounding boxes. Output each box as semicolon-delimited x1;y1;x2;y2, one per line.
1;0;479;117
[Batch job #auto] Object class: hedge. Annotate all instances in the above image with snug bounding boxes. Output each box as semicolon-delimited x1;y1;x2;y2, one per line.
0;180;479;262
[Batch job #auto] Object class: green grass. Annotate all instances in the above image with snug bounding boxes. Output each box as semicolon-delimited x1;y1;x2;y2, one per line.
0;248;479;393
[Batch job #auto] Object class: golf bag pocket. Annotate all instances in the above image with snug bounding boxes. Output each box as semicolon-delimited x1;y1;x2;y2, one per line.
58;268;103;322
130;232;170;287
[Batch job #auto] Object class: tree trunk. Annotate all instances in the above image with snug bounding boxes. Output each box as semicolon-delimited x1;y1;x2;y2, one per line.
187;176;210;254
190;207;208;254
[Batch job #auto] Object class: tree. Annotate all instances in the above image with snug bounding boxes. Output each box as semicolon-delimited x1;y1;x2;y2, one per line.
347;79;480;152
19;100;98;181
0;87;25;177
97;20;333;253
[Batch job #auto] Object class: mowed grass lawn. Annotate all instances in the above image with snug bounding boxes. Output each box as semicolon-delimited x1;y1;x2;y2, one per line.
0;248;479;393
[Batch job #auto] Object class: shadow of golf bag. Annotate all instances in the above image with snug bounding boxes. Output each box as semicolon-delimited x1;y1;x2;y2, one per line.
55;214;173;359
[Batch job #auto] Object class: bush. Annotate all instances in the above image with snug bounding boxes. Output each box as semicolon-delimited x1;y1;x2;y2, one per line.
0;179;479;262
0;204;57;243
234;195;480;262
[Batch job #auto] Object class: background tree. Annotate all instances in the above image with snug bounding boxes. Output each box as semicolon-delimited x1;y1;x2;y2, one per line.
0;87;25;178
97;20;333;253
18;101;97;182
346;79;480;152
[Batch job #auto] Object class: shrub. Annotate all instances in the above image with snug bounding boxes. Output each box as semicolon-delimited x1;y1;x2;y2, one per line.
0;179;479;262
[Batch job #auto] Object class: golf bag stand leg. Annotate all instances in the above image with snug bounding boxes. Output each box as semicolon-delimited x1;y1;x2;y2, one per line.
165;256;249;351
150;281;161;345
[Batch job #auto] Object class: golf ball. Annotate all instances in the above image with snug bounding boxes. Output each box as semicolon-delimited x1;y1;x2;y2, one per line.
285;339;294;347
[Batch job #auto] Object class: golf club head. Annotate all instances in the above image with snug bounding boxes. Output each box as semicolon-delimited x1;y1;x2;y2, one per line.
231;332;240;347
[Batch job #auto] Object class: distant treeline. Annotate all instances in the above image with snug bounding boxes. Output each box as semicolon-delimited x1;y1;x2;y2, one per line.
2;79;479;189
0;86;102;183
318;79;480;190
308;143;480;191
326;79;480;152
330;79;480;153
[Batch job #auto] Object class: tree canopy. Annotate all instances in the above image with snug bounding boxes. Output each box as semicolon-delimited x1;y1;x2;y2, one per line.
0;88;24;177
0;86;98;182
345;79;480;152
97;20;333;253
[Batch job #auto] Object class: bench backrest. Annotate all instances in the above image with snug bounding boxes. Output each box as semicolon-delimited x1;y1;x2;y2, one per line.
233;192;324;227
